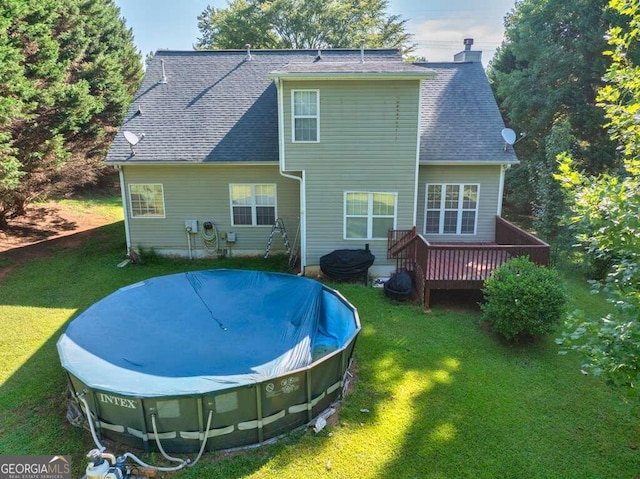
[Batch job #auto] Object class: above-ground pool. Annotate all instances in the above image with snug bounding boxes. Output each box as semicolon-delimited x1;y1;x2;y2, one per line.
57;270;360;453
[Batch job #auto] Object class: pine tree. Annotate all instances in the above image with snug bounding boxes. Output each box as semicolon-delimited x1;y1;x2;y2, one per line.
0;0;143;227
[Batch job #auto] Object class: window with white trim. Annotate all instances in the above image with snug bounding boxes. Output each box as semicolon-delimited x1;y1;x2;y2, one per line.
424;184;479;234
344;192;397;239
128;184;165;218
230;184;276;226
292;90;319;142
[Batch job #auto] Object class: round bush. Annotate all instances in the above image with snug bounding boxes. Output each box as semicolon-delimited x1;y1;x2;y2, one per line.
481;257;567;341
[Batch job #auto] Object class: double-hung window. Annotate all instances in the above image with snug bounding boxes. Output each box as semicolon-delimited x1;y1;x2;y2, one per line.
345;192;397;239
425;184;479;235
230;184;276;226
128;184;165;218
292;90;319;142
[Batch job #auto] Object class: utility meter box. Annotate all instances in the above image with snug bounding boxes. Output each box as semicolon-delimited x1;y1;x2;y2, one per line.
226;232;237;243
184;219;198;233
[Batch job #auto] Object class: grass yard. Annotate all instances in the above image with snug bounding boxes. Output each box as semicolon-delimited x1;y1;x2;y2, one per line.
0;200;637;478
54;195;124;219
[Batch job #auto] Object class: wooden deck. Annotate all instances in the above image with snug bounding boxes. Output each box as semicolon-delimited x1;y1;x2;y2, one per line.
423;246;510;283
388;217;550;308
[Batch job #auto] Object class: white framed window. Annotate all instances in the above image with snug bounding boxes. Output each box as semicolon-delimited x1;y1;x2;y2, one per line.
424;183;479;235
292;90;319;142
128;184;165;218
344;191;397;239
230;184;276;226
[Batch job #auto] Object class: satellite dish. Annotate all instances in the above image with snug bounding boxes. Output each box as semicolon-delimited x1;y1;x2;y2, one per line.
124;131;141;145
123;131;145;155
501;128;517;145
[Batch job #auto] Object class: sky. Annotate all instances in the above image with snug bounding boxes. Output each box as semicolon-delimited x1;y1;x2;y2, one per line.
114;0;517;67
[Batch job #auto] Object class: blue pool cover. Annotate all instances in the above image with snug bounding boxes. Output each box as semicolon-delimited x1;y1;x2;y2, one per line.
57;270;359;396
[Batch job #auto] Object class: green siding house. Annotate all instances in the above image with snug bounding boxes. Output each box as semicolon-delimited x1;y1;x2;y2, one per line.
105;42;520;277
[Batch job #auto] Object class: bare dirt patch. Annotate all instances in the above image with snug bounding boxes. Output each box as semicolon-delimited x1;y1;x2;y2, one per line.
0;202;113;252
0;201;115;281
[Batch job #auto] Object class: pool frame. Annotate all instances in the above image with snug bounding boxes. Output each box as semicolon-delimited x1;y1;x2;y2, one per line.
65;287;359;453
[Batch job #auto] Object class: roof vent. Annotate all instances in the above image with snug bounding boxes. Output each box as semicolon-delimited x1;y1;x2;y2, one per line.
360;39;365;64
245;43;252;61
463;38;474;51
160;60;168;84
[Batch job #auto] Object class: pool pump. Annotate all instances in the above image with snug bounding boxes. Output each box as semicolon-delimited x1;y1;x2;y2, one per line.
84;450;124;479
84;449;155;479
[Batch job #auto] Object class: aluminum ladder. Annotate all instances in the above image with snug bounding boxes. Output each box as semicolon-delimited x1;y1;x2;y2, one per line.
264;218;292;260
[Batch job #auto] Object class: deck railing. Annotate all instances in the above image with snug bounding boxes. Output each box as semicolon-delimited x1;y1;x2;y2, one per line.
387;226;416;267
495;216;550;265
388;216;551;307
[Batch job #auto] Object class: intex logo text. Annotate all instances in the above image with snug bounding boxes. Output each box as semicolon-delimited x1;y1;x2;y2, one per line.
98;393;136;409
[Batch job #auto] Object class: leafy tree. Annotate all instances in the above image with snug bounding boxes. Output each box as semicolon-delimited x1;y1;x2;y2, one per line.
0;0;142;227
195;0;412;52
532;119;576;253
487;0;619;230
556;0;640;393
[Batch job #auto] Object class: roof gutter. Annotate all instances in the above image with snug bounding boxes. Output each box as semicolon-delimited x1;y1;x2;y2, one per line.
420;160;520;166
275;77;306;275
268;72;434;81
105;160;279;167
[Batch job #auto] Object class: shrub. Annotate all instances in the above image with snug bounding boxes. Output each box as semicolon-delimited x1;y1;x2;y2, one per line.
481;257;567;341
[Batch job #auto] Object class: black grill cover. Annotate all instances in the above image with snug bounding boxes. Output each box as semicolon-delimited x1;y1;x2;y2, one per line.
320;249;375;281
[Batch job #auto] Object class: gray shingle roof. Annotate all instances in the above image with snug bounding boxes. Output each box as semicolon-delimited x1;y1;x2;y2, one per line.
419;62;517;163
271;61;433;75
105;50;515;165
105;49;403;164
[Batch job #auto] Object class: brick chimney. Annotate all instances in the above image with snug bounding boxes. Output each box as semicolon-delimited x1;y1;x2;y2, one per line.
454;38;482;63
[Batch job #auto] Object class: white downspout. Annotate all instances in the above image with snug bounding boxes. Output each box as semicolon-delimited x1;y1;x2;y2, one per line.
276;77;306;274
118;166;132;252
298;171;306;274
497;164;507;217
413;79;423;227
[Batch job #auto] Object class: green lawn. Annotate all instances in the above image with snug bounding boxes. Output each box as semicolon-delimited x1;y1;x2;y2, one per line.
54;195;124;219
0;201;637;478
